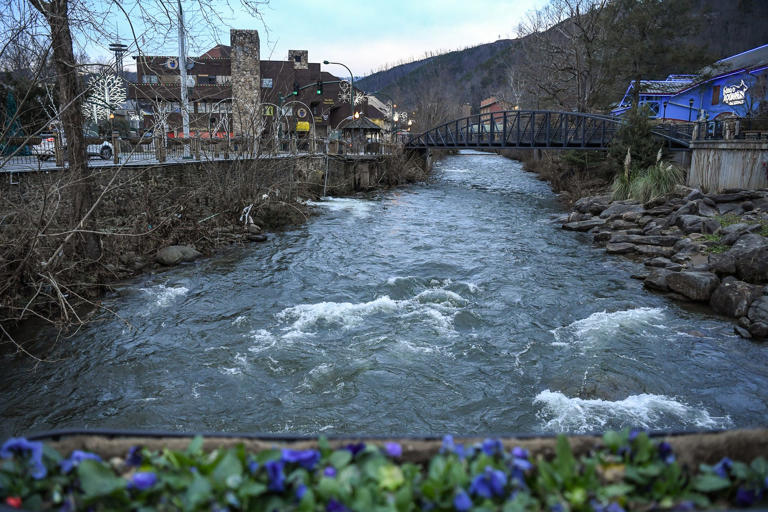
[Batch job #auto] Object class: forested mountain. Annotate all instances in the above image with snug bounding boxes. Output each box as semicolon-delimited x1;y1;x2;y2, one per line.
356;0;768;116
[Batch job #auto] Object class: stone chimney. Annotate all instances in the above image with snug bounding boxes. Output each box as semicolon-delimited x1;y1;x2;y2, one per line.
230;29;260;137
288;50;308;70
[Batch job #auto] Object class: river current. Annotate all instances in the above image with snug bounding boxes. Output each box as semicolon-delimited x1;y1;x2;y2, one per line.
2;153;767;438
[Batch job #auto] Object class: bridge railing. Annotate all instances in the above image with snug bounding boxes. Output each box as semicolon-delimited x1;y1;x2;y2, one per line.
407;110;694;150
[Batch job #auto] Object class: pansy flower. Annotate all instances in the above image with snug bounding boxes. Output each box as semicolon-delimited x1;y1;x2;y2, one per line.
281;448;320;470
130;472;157;491
0;437;46;480
266;460;285;492
469;465;507;499
385;442;402;458
454;489;472;511
60;450;102;474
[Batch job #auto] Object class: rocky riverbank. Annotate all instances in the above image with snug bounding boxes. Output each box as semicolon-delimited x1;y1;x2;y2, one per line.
559;187;768;340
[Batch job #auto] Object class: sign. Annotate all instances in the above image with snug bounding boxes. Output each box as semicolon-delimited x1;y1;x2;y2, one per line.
281;106;293;116
297;107;307;118
296;121;310;132
723;80;748;106
323;98;334;105
261;78;273;88
263;105;274;117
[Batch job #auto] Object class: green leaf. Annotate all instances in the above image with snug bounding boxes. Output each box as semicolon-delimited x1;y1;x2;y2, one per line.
317;477;341;499
298;488;316;512
185;472;212;508
212;451;243;487
330;449;353;469
378;464;405;491
554;435;576;482
731;461;750;480
750;457;768;476
186;435;204;456
238;481;266;498
603;431;623;452
77;459;126;498
318;436;331;458
598;483;635;499
692;473;731;493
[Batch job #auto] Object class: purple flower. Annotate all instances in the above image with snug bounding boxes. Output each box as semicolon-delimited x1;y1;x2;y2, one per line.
385;442;402;458
126;446;142;467
735;488;757;507
295;484;307;501
713;457;733;479
551;504;565;512
657;442;674;464
60;450;102;474
628;430;641;442
441;435;456;454
344;442;365;457
469;466;507;499
482;438;503;457
0;437;46;479
130;472;157;491
454;489;472;511
605;503;626;512
512;447;529;460
327;499;349;512
281;449;320;470
672;501;696;511
247;459;259;474
266;460;285;492
323;466;337;477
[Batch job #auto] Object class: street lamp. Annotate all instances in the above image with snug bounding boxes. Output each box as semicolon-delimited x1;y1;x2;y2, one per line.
688;98;694;122
323;60;354;117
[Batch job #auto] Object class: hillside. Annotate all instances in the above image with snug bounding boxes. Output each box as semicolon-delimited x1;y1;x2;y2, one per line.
356;0;768;115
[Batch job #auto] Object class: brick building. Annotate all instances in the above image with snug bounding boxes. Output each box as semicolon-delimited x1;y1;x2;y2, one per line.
130;30;384;139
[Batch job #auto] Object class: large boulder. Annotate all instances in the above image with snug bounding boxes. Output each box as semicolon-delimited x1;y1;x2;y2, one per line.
709;277;763;318
730;234;768;283
708;251;737;275
605;242;636;254
644;268;674;292
155;245;202;266
609;234;680;247
574;195;612;215
666;271;720;301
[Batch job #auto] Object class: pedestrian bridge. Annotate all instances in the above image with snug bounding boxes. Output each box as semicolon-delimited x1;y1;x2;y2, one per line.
405;110;693;151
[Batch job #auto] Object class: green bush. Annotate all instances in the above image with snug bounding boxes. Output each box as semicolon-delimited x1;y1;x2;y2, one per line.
2;431;768;511
612;149;685;202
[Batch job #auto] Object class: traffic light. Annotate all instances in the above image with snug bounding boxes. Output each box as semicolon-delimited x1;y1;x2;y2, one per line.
316;80;323;95
292;81;299;96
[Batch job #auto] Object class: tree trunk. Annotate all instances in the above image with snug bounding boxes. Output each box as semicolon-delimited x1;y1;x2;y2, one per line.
35;0;101;262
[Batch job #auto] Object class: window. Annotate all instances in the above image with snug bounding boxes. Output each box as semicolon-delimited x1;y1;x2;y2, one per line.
711;85;721;105
294;55;301;63
216;75;231;84
142;74;159;84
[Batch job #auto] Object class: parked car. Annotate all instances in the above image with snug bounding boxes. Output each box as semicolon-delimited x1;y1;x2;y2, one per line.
32;129;114;161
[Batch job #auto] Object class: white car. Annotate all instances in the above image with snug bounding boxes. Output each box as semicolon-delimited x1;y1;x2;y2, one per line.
32;130;114;161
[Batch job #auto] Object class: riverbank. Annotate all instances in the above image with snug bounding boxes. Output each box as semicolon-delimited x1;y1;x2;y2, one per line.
0;152;428;356
499;150;768;341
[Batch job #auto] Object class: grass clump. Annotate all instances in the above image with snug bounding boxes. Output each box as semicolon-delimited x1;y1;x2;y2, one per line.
612;148;685;202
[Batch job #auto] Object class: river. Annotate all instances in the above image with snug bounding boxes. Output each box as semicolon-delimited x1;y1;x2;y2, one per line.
2;152;766;438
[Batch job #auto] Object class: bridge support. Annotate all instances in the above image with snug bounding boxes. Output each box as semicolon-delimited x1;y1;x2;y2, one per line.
688;140;768;192
407;148;432;173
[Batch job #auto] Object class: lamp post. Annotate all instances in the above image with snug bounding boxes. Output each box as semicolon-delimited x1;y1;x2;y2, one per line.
688;98;694;122
662;101;667;121
323;60;354;117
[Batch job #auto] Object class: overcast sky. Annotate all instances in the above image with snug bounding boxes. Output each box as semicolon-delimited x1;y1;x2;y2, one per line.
101;0;545;76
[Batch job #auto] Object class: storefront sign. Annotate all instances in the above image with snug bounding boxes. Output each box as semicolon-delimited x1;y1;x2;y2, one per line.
263;105;274;116
296;121;310;132
261;78;273;88
323;98;334;105
723;80;748;106
297;107;307;118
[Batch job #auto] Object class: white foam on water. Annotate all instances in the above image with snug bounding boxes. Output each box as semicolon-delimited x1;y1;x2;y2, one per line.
534;389;732;433
307;197;373;217
204;345;229;352
233;315;247;325
140;284;189;307
248;329;278;353
277;296;399;333
552;307;666;345
414;289;467;306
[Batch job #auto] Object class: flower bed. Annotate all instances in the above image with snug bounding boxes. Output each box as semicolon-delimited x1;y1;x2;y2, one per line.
1;430;768;511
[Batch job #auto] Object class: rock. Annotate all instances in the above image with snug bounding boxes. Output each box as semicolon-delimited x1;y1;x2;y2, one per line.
747;296;768;325
709;277;763;318
734;325;752;339
609;234;680;246
575;195;612;215
635;244;676;258
686;189;704;201
719;223;751;245
716;203;744;216
599;203;644;219
752;197;768;211
702;219;720;234
563;218;607;231
593;231;613;242
247;233;268;242
637;216;655;227
738;316;752;329
730;234;768;283
621;211;644;222
644;268;674;292
631;270;650;280
610;219;638;230
666;271;719;301
606;242;636;254
155;245;202;266
709;252;737;275
645;257;680;269
750;322;768;339
676;215;707;233
672;200;717;219
645;205;675;216
703;197;717;208
742;201;754;212
710;191;759;203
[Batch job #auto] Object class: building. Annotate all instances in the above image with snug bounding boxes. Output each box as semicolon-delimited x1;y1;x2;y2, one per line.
612;44;768;122
129;30;373;139
479;96;514;121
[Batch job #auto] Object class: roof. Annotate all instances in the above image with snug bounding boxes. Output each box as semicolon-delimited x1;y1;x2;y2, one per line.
338;116;381;131
480;96;499;107
635;78;695;95
697;43;768;80
200;45;231;59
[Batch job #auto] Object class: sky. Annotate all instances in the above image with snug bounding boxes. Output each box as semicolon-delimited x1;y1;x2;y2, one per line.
96;0;546;77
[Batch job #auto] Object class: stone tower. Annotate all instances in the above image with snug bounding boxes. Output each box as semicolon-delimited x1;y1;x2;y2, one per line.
230;29;260;137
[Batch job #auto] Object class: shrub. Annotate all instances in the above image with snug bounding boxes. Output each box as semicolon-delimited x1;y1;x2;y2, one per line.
1;431;768;511
612;148;685;202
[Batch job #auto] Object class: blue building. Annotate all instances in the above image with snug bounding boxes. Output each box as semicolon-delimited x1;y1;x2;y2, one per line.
612;44;768;122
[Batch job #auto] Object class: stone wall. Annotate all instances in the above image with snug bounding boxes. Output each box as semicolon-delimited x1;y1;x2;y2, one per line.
688;140;768;192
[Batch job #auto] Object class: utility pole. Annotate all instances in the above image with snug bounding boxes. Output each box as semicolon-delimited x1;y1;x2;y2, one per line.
177;0;190;151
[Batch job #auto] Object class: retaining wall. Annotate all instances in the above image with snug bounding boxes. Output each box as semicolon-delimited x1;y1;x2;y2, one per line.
688;140;768;192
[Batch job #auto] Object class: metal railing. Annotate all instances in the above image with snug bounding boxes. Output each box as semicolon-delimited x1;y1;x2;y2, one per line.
691;117;768;142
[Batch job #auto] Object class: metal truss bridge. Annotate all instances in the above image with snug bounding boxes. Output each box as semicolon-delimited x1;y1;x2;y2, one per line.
405;111;693;151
